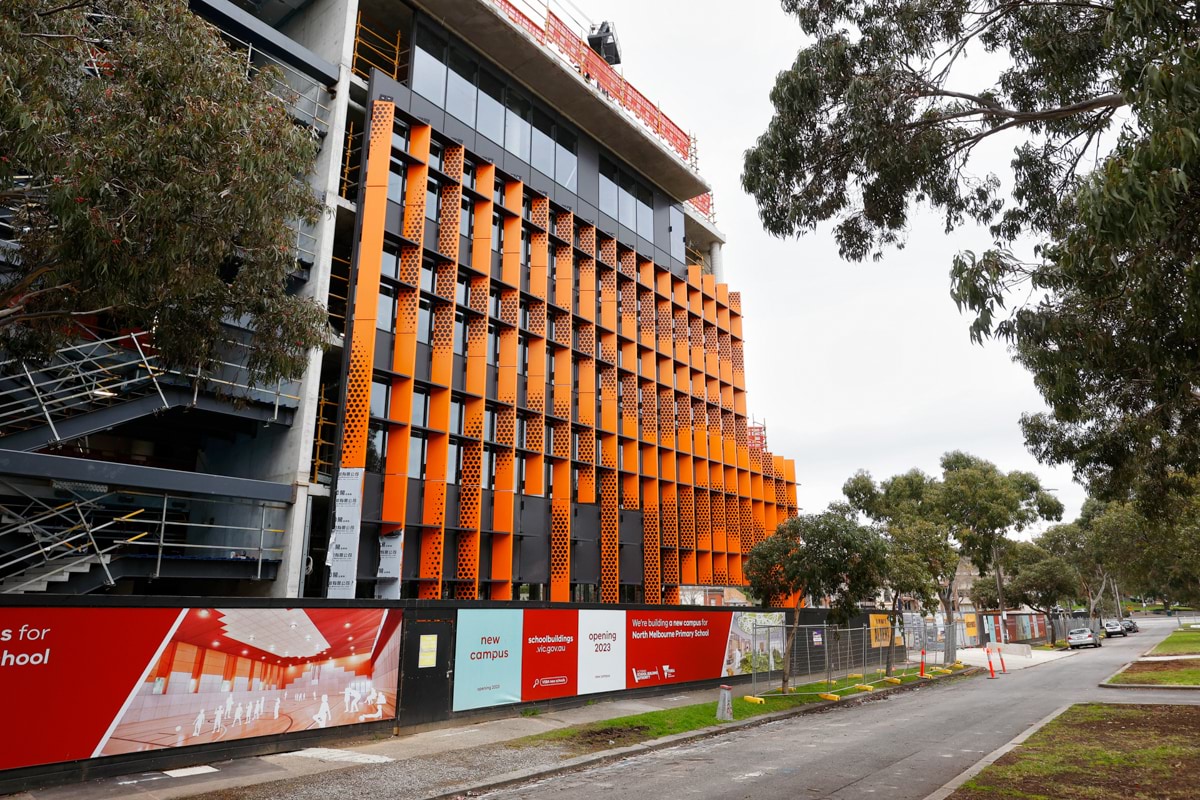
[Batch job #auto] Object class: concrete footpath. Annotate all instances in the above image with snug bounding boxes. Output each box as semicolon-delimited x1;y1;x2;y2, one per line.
955;645;1076;671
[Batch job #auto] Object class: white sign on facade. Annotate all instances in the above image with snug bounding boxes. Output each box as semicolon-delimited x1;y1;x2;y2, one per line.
327;467;364;599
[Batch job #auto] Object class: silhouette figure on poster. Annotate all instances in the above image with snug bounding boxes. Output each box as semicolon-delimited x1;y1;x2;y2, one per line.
348;684;362;712
358;692;385;722
225;694;234;719
274;696;281;719
212;705;225;734
312;694;331;729
233;702;244;726
193;709;205;738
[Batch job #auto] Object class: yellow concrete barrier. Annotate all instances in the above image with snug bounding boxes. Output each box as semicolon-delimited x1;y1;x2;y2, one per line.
847;673;864;679
743;695;765;704
931;667;952;675
854;684;874;692
883;677;902;685
818;693;841;702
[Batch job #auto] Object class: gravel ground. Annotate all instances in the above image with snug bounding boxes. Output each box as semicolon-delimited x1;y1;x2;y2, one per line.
188;741;573;800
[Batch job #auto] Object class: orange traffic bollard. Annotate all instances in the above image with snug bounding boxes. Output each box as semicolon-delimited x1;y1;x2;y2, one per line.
985;646;997;679
920;648;926;678
998;647;1008;674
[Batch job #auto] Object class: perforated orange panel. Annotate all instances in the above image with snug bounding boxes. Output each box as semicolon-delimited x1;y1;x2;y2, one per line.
550;459;571;602
642;477;660;604
339;100;395;472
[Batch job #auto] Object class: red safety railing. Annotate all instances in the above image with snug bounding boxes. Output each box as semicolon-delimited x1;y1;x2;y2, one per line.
489;1;714;221
491;2;692;164
688;192;713;218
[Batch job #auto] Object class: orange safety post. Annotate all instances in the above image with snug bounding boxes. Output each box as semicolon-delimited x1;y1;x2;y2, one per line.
920;648;926;678
998;646;1008;674
985;646;998;679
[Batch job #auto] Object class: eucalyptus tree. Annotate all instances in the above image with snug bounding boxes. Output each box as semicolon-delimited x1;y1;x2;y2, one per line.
746;506;888;691
844;469;960;662
745;0;1200;507
0;0;327;383
939;452;1063;641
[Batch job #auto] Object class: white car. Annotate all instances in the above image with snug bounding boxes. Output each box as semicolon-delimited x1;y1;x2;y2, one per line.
1067;628;1101;648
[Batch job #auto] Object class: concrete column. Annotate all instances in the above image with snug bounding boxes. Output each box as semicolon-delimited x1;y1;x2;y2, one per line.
709;241;724;282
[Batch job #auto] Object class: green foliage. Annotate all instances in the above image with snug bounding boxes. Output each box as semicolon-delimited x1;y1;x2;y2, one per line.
745;505;888;626
746;0;1200;506
843;467;956;614
939;451;1063;574
0;0;327;383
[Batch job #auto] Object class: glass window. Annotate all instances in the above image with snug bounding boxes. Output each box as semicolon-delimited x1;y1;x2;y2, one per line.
376;286;395;331
477;70;504;145
447;441;460;482
599;158;618;219
367;422;386;473
460;198;472;239
504;90;531;161
636;184;653;239
453;310;466;354
412;26;447;106
669;205;685;262
531;108;555;178
412;388;429;427
381;248;399;281
387;167;406;206
450;397;464;433
426;179;439;221
420;259;435;293
555;128;577;192
408;432;426;479
417;298;432;344
446;48;476;126
618;171;636;229
370;380;390;419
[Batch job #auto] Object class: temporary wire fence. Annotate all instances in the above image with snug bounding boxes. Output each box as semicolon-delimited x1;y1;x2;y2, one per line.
750;621;967;700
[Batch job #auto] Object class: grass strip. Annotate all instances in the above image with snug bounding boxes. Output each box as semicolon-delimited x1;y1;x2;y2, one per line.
512;666;942;755
1109;659;1200;686
1149;629;1200;656
949;704;1200;800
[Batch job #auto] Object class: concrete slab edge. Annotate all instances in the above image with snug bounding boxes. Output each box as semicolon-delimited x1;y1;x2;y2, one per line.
920;704;1072;800
424;668;983;800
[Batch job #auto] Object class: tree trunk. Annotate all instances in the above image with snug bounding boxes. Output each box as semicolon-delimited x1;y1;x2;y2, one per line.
938;586;957;663
781;605;802;693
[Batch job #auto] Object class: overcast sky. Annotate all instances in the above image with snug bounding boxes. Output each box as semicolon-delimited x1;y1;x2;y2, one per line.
572;0;1087;530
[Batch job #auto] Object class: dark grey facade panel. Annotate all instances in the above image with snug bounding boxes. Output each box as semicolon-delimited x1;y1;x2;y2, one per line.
442;115;476;151
190;0;338;86
572;539;599;583
619;542;644;585
618;509;643;546
527;168;553;198
474;136;504;167
0;449;293;502
409;93;446;131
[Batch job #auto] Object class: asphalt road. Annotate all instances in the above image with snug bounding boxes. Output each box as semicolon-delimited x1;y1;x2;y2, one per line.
482;617;1197;800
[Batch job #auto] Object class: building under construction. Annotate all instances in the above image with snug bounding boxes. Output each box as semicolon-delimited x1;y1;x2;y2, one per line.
0;0;799;603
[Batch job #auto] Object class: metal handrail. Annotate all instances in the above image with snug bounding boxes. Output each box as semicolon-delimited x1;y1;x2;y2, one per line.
0;482;291;592
216;27;332;132
0;330;303;438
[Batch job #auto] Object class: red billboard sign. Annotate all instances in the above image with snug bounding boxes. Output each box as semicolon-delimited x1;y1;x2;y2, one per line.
520;609;578;701
625;611;733;688
0;607;402;772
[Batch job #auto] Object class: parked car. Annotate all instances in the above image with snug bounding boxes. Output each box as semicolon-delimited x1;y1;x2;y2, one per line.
1121;619;1140;633
1067;628;1102;648
1103;620;1127;638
